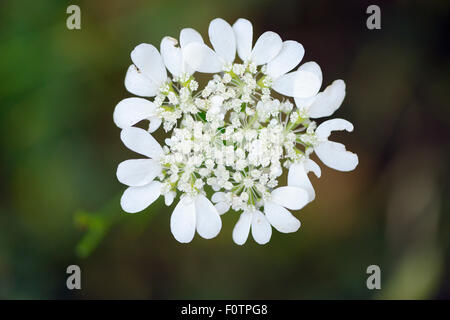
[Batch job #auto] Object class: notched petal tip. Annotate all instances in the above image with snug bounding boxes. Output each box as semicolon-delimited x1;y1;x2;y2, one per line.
113;97;155;129
183;42;223;73
233;18;253;61
266;40;305;79
180;28;204;48
251;31;282;65
208;18;236;64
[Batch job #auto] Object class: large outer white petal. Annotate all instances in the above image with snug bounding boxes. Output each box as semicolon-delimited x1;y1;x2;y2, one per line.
130;43;167;85
272;70;321;98
183;42;223;73
264;201;301;233
120;181;161;213
294;95;317;111
251;31;282;65
124;64;158;97
179;28;204;75
298;61;323;86
315;141;358;172
120;127;163;159
209;18;236;64
308;80;346;118
271;186;310;210
116;159;161;187
180;28;204;49
314;118;358;171
232;211;252;245
315;118;354;139
287;160;321;202
266;40;305;79
251;210;272;245
113;97;155;129
304;159;322;178
232;18;253;61
160;37;183;77
170;196;196;243
148;117;162;133
195;194;222;239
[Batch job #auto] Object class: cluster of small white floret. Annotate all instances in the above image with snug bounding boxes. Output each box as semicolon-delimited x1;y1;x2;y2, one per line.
113;18;359;245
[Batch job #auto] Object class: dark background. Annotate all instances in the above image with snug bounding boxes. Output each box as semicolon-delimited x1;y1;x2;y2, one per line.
0;0;449;299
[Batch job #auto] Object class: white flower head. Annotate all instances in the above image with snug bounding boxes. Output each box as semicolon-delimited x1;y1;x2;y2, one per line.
114;18;358;244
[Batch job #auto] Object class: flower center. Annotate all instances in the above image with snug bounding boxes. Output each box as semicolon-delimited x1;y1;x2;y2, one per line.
155;62;315;211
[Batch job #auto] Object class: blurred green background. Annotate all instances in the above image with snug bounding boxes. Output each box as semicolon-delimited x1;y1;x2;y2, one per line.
0;0;449;299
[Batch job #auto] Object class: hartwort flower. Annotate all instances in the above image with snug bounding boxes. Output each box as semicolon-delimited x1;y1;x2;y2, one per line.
114;17;358;244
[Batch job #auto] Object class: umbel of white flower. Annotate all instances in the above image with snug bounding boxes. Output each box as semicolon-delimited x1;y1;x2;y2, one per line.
113;18;358;245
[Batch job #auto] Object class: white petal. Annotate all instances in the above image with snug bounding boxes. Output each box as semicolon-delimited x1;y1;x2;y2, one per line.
214;202;230;215
271;186;310;210
272;70;321;98
308;80;346;118
294;95;317;111
209;18;236;64
305;159;321;178
164;191;175;206
124;64;158;97
160;37;183;77
117;159;161;187
179;28;204;75
183;42;223;73
251;210;272;245
148;117;162;133
232;211;252;245
130;43;167;85
266;40;305;79
287;162;316;202
264;201;301;233
120;181;161;213
170;196;196;243
232;18;253;61
314;118;356;174
315;118;354;139
315;141;358;172
195;194;222;239
298;61;323;86
251;31;282;65
211;192;227;203
179;28;204;49
120;127;163;159
113;97;155;129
